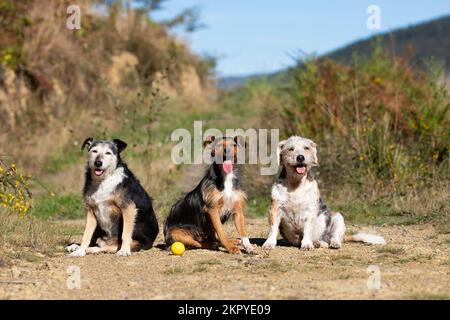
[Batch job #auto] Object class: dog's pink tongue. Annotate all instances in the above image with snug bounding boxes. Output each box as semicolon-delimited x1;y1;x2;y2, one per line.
296;166;306;174
223;160;233;174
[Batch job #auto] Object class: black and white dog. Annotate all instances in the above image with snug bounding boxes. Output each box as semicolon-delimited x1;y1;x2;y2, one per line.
66;138;159;257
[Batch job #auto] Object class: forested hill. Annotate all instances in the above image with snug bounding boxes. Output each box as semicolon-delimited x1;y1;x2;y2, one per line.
327;15;450;69
219;14;450;89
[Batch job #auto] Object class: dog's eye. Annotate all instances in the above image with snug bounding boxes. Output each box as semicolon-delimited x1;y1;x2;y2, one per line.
91;150;98;153
106;152;112;155
304;146;310;151
288;147;294;152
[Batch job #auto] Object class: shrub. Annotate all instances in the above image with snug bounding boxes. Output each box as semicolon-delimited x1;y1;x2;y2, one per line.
276;46;449;194
0;157;31;215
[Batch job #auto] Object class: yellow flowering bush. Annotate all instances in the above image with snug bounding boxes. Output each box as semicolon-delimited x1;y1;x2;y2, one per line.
0;158;31;215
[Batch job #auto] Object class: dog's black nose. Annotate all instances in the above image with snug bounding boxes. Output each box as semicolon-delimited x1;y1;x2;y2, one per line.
94;160;103;168
296;155;305;163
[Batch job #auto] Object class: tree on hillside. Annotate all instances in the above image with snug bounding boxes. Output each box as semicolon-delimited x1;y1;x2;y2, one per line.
98;0;203;32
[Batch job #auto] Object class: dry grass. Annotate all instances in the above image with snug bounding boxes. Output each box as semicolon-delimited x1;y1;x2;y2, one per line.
0;0;214;174
0;210;63;264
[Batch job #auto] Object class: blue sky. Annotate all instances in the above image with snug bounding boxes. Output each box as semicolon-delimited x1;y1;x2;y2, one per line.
152;1;450;77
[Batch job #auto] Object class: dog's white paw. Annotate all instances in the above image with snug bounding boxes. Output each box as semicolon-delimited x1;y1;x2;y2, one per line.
243;244;257;254
66;244;80;252
300;240;314;251
69;248;86;257
262;239;277;249
116;248;131;257
86;247;101;254
313;240;329;249
240;238;256;254
329;240;342;249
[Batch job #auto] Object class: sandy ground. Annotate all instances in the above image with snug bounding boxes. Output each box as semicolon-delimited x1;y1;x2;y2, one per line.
0;218;449;300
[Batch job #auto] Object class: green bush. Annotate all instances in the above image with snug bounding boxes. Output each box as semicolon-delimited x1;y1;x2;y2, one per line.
276;46;449;193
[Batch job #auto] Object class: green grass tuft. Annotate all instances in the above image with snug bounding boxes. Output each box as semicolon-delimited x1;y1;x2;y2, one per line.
43;147;82;174
333;200;434;226
31;193;84;220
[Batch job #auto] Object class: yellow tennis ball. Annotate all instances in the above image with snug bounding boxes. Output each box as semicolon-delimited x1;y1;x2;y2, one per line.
170;242;185;256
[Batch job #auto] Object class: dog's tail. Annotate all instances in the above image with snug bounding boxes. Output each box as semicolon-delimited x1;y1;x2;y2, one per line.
344;233;386;245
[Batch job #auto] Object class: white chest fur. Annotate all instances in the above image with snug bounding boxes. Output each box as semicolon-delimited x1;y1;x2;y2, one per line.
91;167;126;202
272;177;319;229
221;172;239;215
88;167;126;234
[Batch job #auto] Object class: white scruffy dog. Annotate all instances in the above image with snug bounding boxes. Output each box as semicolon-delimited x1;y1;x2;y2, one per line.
263;136;385;250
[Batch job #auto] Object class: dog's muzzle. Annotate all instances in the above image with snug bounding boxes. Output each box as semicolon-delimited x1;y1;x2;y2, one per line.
93;160;104;176
294;155;306;174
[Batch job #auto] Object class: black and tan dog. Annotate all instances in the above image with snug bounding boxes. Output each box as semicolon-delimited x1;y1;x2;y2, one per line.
164;136;255;254
66;138;159;257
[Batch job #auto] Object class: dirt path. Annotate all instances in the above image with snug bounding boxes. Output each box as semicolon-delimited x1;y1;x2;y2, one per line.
0;219;448;300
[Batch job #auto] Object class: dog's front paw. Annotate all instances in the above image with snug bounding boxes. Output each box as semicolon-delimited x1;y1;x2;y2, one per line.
226;245;241;254
329;240;342;249
240;238;256;254
116;248;131;257
66;244;80;252
229;238;241;246
69;248;86;257
243;244;257;254
262;239;277;249
300;240;314;251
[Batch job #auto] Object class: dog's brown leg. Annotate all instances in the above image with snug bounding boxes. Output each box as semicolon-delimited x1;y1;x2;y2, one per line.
232;198;255;253
87;239;140;254
207;207;240;254
117;203;137;256
169;228;202;248
81;207;98;247
86;238;119;254
69;206;97;256
86;245;117;254
232;198;248;237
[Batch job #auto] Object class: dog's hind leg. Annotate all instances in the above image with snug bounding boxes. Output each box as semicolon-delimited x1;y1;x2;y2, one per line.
328;212;345;249
88;240;140;254
168;228;203;249
313;240;329;248
86;238;120;254
85;245;116;254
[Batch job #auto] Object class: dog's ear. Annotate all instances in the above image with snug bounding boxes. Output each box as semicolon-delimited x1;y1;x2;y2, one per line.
203;136;215;147
81;138;94;151
113;139;127;153
277;139;287;166
308;139;318;166
234;135;246;148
